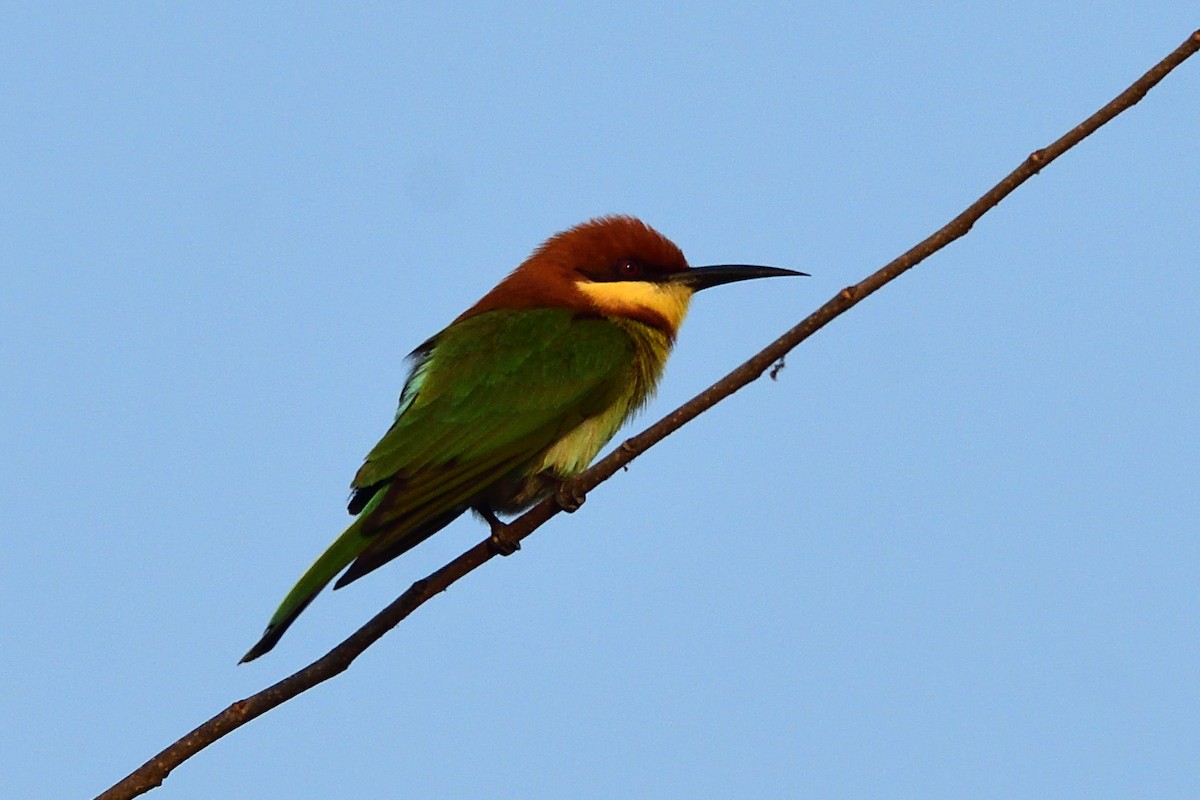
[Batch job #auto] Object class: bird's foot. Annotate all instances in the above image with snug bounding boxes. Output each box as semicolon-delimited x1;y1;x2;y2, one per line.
490;531;521;556
476;505;521;556
554;479;586;513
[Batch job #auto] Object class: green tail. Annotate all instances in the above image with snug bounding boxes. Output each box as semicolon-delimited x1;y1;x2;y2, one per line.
239;512;372;663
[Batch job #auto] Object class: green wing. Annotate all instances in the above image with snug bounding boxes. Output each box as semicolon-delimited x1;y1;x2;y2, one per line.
351;309;634;530
241;309;633;661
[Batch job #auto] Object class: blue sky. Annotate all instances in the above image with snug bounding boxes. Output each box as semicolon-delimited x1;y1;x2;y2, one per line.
3;5;1197;799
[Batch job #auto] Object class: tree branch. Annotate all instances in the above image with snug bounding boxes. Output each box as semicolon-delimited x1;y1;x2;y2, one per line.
95;29;1200;800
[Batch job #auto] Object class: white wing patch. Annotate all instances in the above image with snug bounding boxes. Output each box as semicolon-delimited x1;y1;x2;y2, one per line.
394;351;435;420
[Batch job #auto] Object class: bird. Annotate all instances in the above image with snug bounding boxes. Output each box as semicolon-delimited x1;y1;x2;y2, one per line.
240;215;804;662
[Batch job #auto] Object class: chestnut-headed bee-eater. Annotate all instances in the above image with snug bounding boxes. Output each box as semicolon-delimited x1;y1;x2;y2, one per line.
241;216;804;661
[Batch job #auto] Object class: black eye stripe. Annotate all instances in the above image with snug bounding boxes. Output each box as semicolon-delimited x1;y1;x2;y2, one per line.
579;259;670;283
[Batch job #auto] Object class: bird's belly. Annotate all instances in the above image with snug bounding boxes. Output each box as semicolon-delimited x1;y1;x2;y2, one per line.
480;411;624;514
481;471;558;515
538;409;624;475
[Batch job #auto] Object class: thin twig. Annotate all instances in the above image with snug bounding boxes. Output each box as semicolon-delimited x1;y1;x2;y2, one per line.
96;29;1200;800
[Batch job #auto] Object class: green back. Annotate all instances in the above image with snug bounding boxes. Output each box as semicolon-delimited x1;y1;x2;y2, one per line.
354;308;636;540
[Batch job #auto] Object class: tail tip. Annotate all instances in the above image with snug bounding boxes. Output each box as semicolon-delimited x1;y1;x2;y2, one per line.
238;626;280;664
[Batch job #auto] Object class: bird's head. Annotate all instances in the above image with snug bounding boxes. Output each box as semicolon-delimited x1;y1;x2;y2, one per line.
459;216;804;338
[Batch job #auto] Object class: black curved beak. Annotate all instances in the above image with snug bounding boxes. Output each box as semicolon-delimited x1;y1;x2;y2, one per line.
666;264;808;292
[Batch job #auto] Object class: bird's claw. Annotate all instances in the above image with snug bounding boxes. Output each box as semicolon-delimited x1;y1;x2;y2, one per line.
489;530;521;556
555;480;586;513
475;504;521;556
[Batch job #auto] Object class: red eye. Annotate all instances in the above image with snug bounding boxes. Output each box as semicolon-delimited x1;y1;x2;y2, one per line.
617;259;643;278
